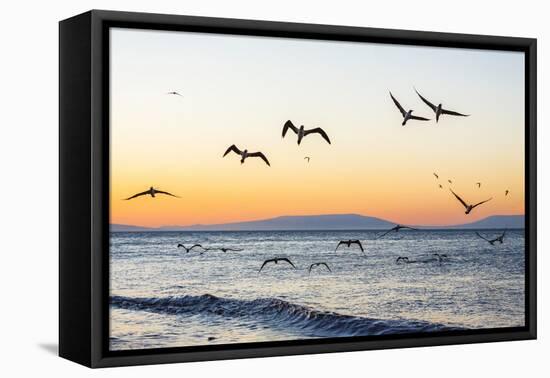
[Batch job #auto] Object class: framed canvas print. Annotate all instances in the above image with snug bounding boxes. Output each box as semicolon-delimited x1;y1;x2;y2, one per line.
59;10;537;368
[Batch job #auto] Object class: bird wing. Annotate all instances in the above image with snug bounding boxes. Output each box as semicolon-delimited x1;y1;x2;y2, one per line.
177;244;184;248
320;262;332;272
189;244;203;250
223;144;242;157
259;259;274;272
400;225;418;231
335;241;345;251
308;264;314;273
471;197;492;209
450;189;468;209
304;127;331;144
247;152;271;166
414;88;437;112
389;92;407;116
279;258;296;269
410;115;431;121
352;240;364;252
441;108;469;117
377;229;393;239
155;190;179;198
124;190;150;200
282;120;299;137
475;232;491;242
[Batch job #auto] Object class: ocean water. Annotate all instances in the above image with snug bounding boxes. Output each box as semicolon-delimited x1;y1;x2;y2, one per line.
109;230;525;351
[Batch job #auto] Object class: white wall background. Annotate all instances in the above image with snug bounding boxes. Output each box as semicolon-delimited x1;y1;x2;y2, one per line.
0;0;546;376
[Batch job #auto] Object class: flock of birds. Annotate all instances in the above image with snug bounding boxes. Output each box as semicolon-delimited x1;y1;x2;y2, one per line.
174;242;331;274
220;120;331;167
123;88;510;204
171;218;509;276
121;89;513;274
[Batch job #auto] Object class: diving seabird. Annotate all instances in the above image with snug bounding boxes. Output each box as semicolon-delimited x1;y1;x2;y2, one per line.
177;243;205;253
259;257;296;272
476;182;481;188
282;120;331;145
377;225;418;239
223;145;270;166
304;156;311;163
414;88;469;122
505;190;509;196
450;189;492;214
396;256;410;264
308;262;332;274
167;91;183;97
389;92;431;126
433;173;439;179
124;187;179;200
448;179;453;184
439;184;443;189
432;253;448;265
335;240;364;253
475;230;506;246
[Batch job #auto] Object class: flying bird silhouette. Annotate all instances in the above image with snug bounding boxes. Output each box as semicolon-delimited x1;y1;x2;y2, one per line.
124;187;179;200
167;91;183;97
476;182;481;188
505;190;510;196
414;88;469;122
206;247;244;253
282;120;331;145
439;184;443;189
377;225;418;239
308;262;332;274
389;92;430;126
335;240;364;253
177;244;204;253
259;258;296;272
448;179;453;184
396;256;424;264
223;145;270;166
433;172;439;179
449;189;492;214
475;230;506;245
304;156;311;163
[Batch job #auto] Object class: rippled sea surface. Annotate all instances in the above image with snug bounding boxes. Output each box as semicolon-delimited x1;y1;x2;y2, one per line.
109;230;525;351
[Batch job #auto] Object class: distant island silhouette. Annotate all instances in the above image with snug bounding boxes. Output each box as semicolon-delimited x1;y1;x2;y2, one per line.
111;213;524;232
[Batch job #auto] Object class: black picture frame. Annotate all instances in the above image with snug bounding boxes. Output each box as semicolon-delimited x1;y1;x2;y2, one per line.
59;9;537;368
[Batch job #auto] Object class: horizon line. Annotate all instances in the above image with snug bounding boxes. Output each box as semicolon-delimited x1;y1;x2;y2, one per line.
110;212;525;230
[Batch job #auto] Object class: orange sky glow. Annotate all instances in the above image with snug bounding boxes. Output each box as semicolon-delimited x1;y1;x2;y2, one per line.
109;28;525;228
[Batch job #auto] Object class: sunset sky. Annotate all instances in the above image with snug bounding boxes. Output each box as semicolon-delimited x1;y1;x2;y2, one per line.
109;28;525;228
